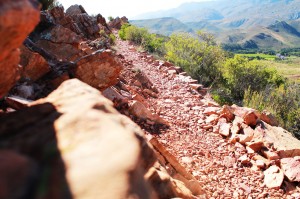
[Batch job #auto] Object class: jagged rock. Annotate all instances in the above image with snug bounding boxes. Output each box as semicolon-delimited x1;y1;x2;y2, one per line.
5;96;31;110
264;165;284;189
280;156;300;182
19;46;50;81
238;154;251;165
243;111;258;126
261;148;280;160
65;4;87;16
219;123;231;137
129;100;168;125
263;122;300;158
223;156;236;168
0;150;37;199
260;110;279;126
108;16;129;29
73;50;122;90
203;107;220;116
220;105;235;122
0;79;156;198
36;25;84;61
0;0;40;98
102;86;129;107
246;140;263;152
238;126;254;144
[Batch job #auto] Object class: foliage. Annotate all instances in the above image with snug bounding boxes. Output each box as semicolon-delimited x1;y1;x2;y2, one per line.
165;32;225;86
222;55;285;102
109;34;116;45
108;16;114;22
118;24;165;54
244;84;300;139
38;0;61;10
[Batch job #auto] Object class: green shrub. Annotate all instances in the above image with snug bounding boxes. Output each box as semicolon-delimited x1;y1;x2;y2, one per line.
108;16;114;22
109;34;116;45
222;55;285;102
165;32;225;86
244;84;300;139
118;23;131;40
119;24;165;54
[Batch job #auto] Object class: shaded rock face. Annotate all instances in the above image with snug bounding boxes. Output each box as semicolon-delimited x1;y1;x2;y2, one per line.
0;0;40;98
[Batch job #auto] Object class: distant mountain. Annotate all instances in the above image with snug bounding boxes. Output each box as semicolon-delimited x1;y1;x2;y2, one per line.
131;0;300;49
130;17;192;36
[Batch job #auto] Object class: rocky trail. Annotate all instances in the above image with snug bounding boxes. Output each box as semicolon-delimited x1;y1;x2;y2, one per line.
114;36;300;198
0;1;300;199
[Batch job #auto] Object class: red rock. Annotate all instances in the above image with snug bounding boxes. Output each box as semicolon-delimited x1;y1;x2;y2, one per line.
264;165;284;189
102;87;128;107
219;123;231;137
205;114;219;124
108;16;128;29
260;110;279;126
243;111;258;126
189;84;203;91
143;88;158;98
246;140;263;152
255;160;265;169
129;100;169;125
5;96;31;110
238;154;251;165
19;46;50;81
262;149;280;160
0;0;40;98
74;50;122;90
203;107;220;116
220;105;235;122
280;156;300;182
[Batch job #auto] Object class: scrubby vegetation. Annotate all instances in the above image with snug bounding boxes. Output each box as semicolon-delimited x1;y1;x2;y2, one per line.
165;32;224;86
119;24;300;138
119;24;165;55
244;84;300;139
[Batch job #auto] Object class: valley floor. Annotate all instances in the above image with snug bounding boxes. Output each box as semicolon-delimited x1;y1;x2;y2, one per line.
115;36;300;198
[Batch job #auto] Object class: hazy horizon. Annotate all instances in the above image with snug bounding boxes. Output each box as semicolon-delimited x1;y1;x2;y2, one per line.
58;0;213;19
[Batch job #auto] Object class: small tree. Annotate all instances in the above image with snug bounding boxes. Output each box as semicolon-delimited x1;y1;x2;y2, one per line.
108;16;115;22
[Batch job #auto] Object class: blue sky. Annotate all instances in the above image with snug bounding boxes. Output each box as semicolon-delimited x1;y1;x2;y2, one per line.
58;0;210;19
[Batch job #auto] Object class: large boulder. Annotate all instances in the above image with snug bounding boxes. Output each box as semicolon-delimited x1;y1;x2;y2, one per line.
0;79;154;198
73;50;122;90
0;0;40;98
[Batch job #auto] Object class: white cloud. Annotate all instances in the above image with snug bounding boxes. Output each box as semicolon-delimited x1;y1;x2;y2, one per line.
58;0;210;19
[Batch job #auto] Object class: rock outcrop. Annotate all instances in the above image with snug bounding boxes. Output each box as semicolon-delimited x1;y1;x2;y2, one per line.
109;16;129;29
0;0;40;98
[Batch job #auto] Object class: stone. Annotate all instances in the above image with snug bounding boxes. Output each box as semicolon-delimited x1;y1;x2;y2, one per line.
19;46;50;81
255;160;266;169
129;100;169;126
108;16;128;29
260;110;279;126
5;96;31;110
0;0;40;97
219;123;231;137
262;122;300;158
237;126;254;144
65;4;87;16
0;150;37;199
238;155;251;165
73;50;122;90
203;107;220;116
262;149;280;160
0;79;155;198
102;87;128;107
205;114;219;125
246;140;263;152
264;165;284;189
280;156;300;182
220;105;235;122
243;111;258;126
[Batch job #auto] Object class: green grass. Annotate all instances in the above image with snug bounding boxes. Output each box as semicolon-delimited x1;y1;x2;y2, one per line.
237;53;277;60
